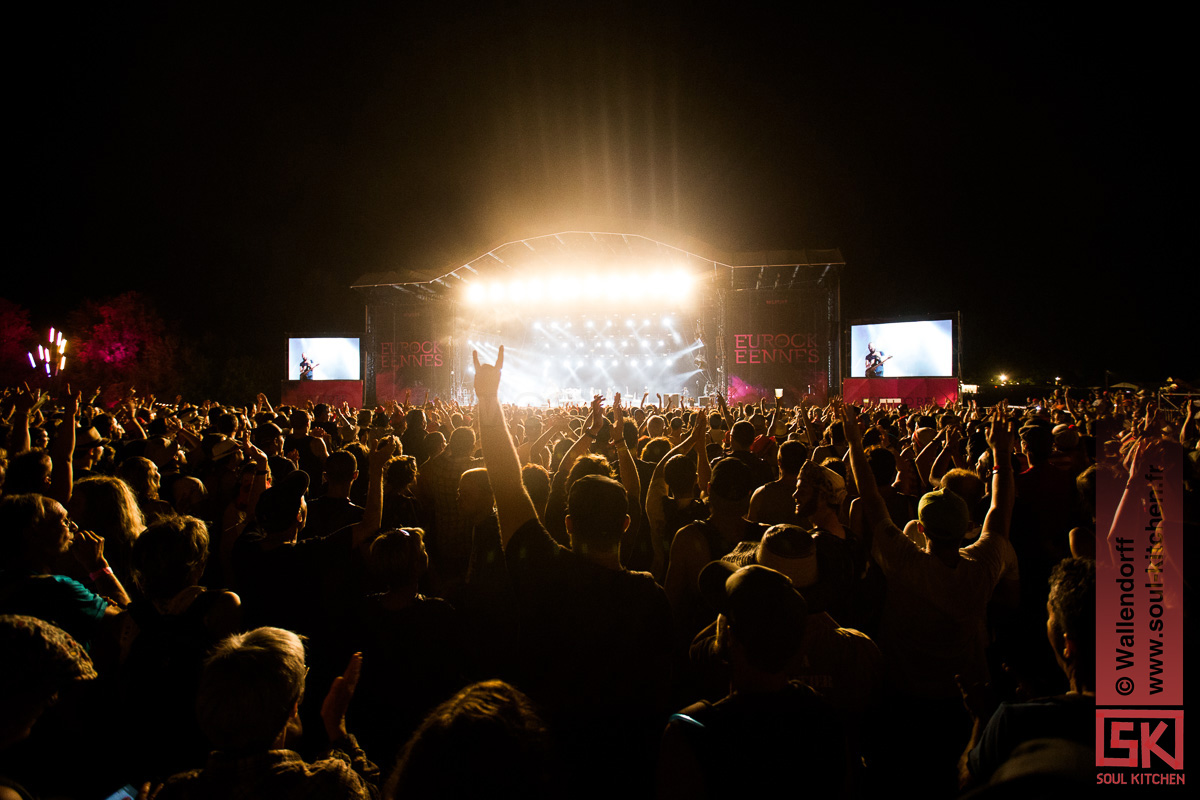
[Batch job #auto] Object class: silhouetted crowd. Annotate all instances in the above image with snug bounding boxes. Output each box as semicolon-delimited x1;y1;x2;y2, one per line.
1;374;1194;798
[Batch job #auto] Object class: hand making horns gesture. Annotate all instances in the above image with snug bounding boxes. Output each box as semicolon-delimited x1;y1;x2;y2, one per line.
472;346;504;399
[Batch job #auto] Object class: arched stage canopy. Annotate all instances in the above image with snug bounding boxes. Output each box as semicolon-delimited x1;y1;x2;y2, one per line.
348;227;844;406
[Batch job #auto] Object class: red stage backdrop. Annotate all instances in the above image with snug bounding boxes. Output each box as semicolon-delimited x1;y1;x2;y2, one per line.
280;380;363;408
369;302;451;403
723;289;829;404
841;377;959;407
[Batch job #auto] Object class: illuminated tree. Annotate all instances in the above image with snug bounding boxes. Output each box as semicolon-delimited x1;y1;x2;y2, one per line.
67;292;181;397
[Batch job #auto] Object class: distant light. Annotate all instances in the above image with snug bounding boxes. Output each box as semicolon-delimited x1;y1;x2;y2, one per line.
662;317;672;327
49;327;55;343
999;374;1008;382
586;320;594;328
625;319;634;328
643;319;650;326
27;352;35;368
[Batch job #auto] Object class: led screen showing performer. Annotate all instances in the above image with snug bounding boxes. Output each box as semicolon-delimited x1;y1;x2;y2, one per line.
287;337;361;380
864;342;891;377
849;319;953;377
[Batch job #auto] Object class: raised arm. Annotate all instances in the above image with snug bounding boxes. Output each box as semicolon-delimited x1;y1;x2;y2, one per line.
524;414;568;467
552;396;604;495
350;435;397;549
49;387;80;505
611;394;641;522
980;405;1015;539
928;428;964;485
474;347;538;548
8;386;37;455
798;396;820;455
840;401;892;536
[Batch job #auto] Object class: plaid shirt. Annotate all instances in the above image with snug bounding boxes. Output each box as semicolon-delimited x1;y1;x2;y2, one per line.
156;736;378;800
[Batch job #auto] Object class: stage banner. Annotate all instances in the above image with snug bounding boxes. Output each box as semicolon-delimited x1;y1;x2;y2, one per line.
280;380;363;408
370;303;449;403
723;289;827;404
841;377;959;408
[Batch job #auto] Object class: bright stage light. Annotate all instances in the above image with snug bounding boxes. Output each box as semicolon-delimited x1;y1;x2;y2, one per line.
466;284;486;304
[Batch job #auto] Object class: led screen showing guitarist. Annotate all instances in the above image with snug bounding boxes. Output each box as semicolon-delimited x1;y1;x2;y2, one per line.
299;353;320;380
865;342;892;377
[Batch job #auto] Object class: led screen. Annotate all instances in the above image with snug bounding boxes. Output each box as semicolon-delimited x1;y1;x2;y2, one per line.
287;337;361;380
849;319;953;378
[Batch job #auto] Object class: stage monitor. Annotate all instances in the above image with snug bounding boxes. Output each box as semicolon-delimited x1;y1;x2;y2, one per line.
287;337;361;381
849;318;955;378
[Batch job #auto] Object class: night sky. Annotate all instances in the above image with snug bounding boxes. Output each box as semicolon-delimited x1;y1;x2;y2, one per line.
9;2;1187;391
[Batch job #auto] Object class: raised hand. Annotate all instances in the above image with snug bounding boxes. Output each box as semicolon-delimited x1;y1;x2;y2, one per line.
472;346;504;399
835;398;864;446
321;652;363;742
987;402;1012;455
369;435;399;472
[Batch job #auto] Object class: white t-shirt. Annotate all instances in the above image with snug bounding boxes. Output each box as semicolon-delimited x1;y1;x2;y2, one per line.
871;520;1013;698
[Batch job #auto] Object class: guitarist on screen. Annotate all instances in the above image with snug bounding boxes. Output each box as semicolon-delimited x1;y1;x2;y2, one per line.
299;353;319;380
865;342;892;378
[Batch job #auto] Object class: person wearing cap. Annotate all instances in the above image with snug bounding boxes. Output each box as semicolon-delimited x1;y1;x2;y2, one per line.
473;347;672;796
665;456;768;642
1009;416;1080;664
688;525;883;755
841;400;1015;796
658;562;851;798
230;436;397;635
70;425;108;481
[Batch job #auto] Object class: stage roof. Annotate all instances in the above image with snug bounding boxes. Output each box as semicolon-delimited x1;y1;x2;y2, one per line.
350;228;844;301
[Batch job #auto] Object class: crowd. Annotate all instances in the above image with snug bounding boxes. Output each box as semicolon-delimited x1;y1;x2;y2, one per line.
0;365;1194;799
